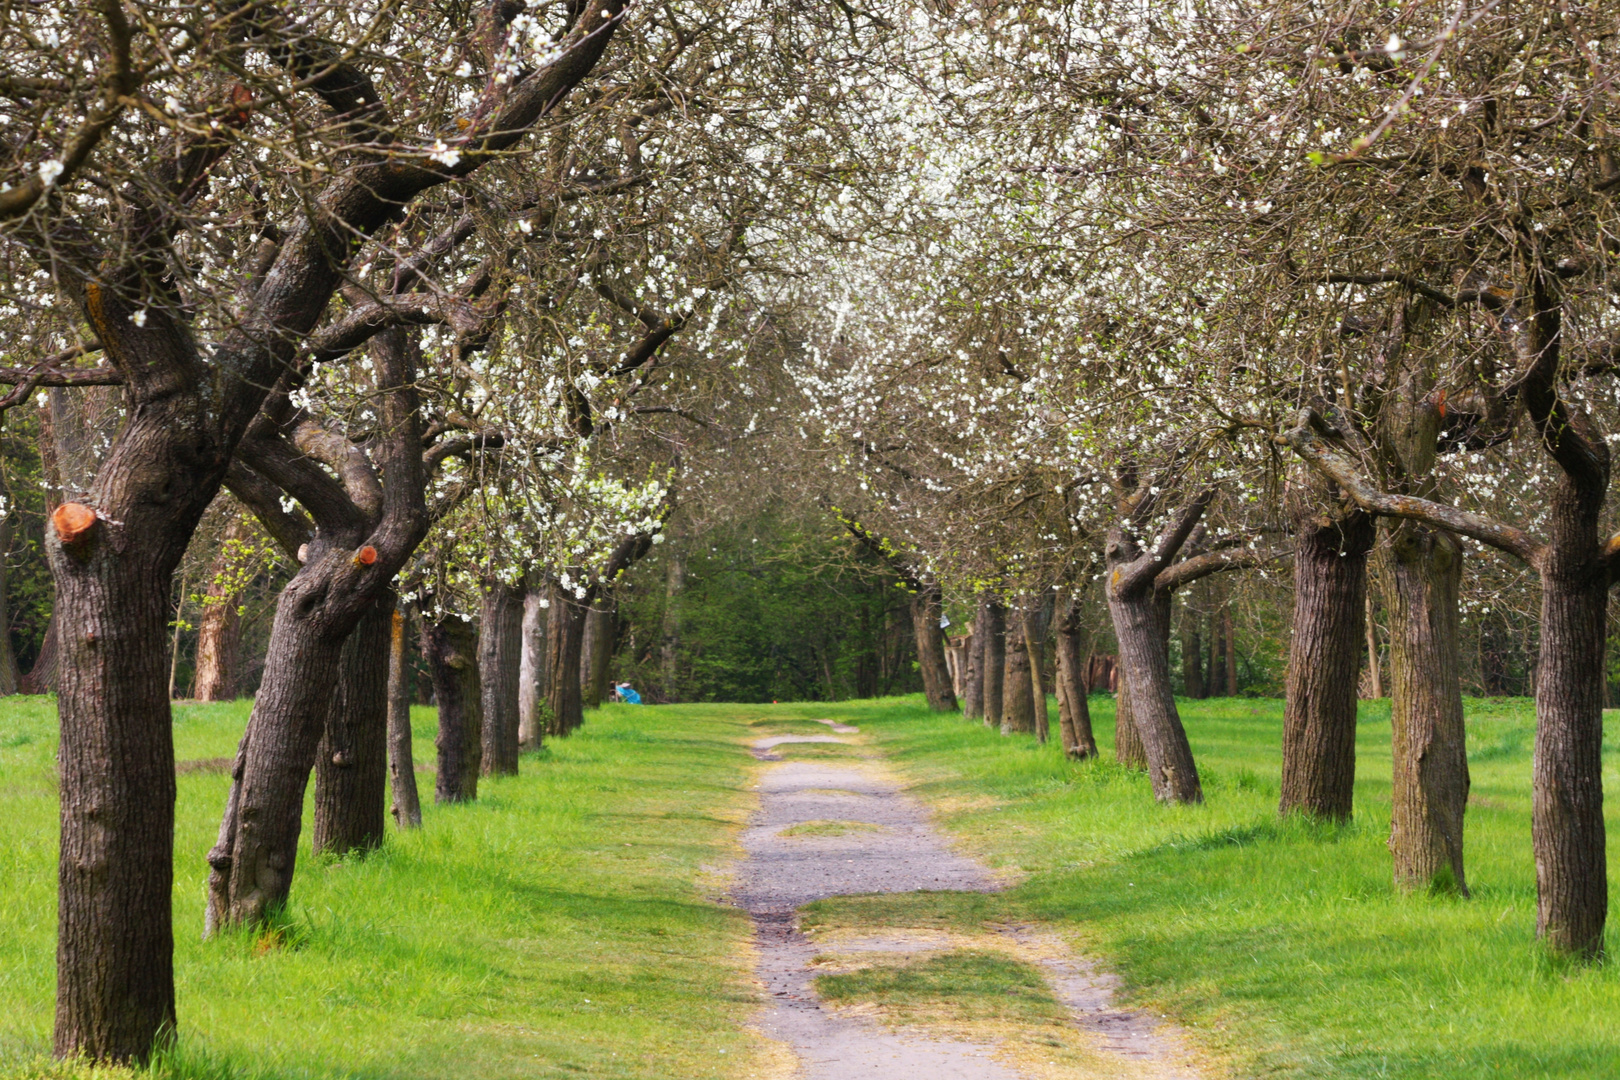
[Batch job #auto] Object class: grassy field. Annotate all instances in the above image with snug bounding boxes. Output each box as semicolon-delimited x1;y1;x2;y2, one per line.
788;694;1620;1080
0;697;775;1080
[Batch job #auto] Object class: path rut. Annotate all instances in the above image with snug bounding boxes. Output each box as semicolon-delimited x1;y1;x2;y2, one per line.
734;721;1206;1080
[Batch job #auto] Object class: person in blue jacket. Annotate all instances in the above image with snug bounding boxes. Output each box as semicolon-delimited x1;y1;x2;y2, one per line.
614;683;642;704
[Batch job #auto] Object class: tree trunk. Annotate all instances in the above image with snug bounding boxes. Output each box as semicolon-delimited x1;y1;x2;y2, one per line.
1000;617;1035;734
517;582;548;748
1280;501;1373;822
422;612;482;803
659;543;685;701
1053;602;1097;759
962;596;988;720
981;599;1005;729
1364;592;1384;698
545;582;588;735
51;513;185;1063
1106;544;1201;803
911;581;958;712
213;563;384;926
1023;600;1053;744
387;608;421;829
1381;522;1469;895
313;591;393;855
0;512;20;695
479;580;523;776
191;514;251;701
1532;482;1608;957
579;599;615;710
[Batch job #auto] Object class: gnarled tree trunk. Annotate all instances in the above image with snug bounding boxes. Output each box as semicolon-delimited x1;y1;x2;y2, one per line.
313;591;393;855
423;612;482;803
1107;523;1201;803
1280;492;1373;822
479;580;523;776
387;608;421;829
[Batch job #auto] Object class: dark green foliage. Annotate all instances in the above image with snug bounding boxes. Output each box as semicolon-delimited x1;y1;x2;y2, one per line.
615;509;923;703
1;410;54;672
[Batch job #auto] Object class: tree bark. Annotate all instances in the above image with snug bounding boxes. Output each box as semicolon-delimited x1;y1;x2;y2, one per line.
517;582;548;749
479;580;523;776
312;591;393;855
1023;599;1054;744
213;326;429;929
1223;605;1238;695
1380;523;1470;894
1534;479;1608;956
387;608;421;829
1000;616;1035;734
579;599;615;710
911;581;958;712
1364;592;1385;698
1053;599;1098;759
191;514;251;701
981;599;1005;729
1280;495;1373;822
545;582;588;735
1106;524;1201;803
962;596;988;720
422;612;482;803
0;512;20;695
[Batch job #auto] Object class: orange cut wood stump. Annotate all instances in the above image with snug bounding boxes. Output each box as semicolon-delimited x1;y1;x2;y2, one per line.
52;503;97;545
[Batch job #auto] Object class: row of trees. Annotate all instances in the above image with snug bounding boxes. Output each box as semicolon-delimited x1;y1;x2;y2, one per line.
1;0;1615;1067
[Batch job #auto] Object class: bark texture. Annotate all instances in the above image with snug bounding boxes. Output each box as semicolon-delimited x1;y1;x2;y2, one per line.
1280;492;1373;822
981;599;1006;729
313;591;393;855
1053;597;1098;759
517;582;549;748
1023;599;1054;744
1000;617;1035;734
479;580;523;776
423;613;482;803
962;596;989;720
1535;479;1608;955
580;600;614;709
545;583;588;735
0;512;19;694
387;608;421;829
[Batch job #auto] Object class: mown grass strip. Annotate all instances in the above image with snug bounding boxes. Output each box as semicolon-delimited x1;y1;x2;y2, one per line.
0;699;769;1080
779;694;1620;1080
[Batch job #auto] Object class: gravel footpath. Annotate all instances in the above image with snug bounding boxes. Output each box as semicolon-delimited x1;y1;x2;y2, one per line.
732;720;1205;1080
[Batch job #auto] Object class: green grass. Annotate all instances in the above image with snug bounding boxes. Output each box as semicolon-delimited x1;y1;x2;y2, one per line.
814;949;1065;1026
0;697;770;1080
777;819;885;838
772;693;1620;1079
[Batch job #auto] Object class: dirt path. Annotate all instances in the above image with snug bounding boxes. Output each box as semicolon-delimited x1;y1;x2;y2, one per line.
734;721;1206;1080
